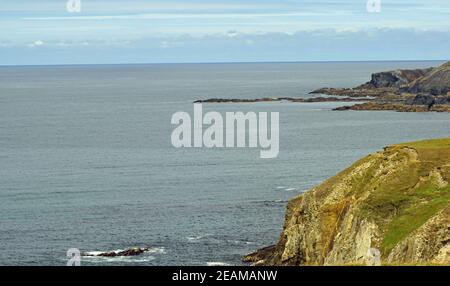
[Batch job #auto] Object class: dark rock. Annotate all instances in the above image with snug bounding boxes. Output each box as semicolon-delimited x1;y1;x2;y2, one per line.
242;245;276;264
309;87;396;98
193;97;283;103
405;94;450;109
435;96;450;105
405;94;435;106
360;68;431;89
85;247;150;257
195;96;372;104
333;102;450;112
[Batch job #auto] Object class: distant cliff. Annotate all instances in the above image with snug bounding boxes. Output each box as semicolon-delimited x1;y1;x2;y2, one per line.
244;138;450;265
358;68;432;89
406;62;450;95
358;62;450;95
311;61;450;112
196;61;450;112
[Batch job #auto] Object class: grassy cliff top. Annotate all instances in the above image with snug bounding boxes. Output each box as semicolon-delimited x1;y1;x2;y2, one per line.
357;138;450;255
255;138;450;265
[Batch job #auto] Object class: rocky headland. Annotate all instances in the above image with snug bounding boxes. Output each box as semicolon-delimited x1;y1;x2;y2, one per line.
312;61;450;112
243;138;450;265
195;61;450;112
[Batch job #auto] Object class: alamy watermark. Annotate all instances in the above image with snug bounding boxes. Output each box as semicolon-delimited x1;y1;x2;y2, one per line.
366;0;381;13
66;248;81;266
171;104;279;159
366;248;381;266
67;0;81;13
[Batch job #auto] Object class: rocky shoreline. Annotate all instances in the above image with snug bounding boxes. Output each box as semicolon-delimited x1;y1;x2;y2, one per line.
195;61;450;112
334;102;450;112
194;96;371;104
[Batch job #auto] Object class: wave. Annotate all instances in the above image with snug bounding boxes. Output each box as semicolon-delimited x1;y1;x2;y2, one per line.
83;255;156;263
275;185;318;192
187;235;256;246
147;247;166;254
186;235;208;242
207;262;230;266
275;186;297;191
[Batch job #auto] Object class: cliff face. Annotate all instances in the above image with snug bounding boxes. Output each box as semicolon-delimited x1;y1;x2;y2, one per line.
358;62;450;94
359;68;432;89
406;62;450;95
245;139;450;265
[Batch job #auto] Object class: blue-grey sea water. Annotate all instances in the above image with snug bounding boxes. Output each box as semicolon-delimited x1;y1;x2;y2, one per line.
0;61;449;265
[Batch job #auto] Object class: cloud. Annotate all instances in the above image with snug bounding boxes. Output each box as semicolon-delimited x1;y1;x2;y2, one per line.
29;40;44;47
23;11;352;21
1;1;450;64
159;40;183;49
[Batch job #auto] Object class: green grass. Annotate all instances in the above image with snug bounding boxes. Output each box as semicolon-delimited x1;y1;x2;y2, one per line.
399;138;450;149
380;183;450;254
356;138;450;256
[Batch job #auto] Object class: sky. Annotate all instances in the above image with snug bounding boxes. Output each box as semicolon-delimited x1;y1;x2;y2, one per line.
0;0;449;65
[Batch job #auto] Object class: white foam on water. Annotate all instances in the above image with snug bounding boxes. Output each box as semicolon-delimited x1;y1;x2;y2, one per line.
147;247;166;254
83;247;165;257
83;249;125;256
186;235;207;242
207;262;230;266
227;239;256;245
83;255;156;263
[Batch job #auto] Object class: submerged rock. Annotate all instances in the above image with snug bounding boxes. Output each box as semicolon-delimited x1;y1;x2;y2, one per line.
84;247;150;257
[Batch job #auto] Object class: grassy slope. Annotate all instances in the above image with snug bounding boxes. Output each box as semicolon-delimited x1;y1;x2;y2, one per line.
247;138;449;265
359;138;450;255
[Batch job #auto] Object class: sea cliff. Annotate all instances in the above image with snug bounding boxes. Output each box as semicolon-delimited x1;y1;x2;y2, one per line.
244;138;450;265
196;61;450;112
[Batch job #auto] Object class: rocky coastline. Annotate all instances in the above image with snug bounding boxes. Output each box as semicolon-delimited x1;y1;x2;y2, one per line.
243;138;450;266
195;61;450;112
194;96;371;104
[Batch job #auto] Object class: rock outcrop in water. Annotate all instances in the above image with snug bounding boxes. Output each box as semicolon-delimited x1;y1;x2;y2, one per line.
243;138;450;265
84;247;150;257
195;61;450;112
194;97;370;104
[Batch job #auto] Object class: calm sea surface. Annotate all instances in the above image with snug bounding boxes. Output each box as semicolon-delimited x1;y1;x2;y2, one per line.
0;61;449;265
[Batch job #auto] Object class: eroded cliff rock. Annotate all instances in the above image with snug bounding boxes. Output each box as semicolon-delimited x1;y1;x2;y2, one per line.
244;138;450;265
359;68;432;89
406;62;450;95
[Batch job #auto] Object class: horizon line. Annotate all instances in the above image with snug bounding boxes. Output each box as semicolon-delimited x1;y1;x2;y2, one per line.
0;59;447;68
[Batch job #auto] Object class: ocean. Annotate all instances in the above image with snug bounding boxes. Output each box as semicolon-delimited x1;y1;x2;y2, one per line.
0;61;449;265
